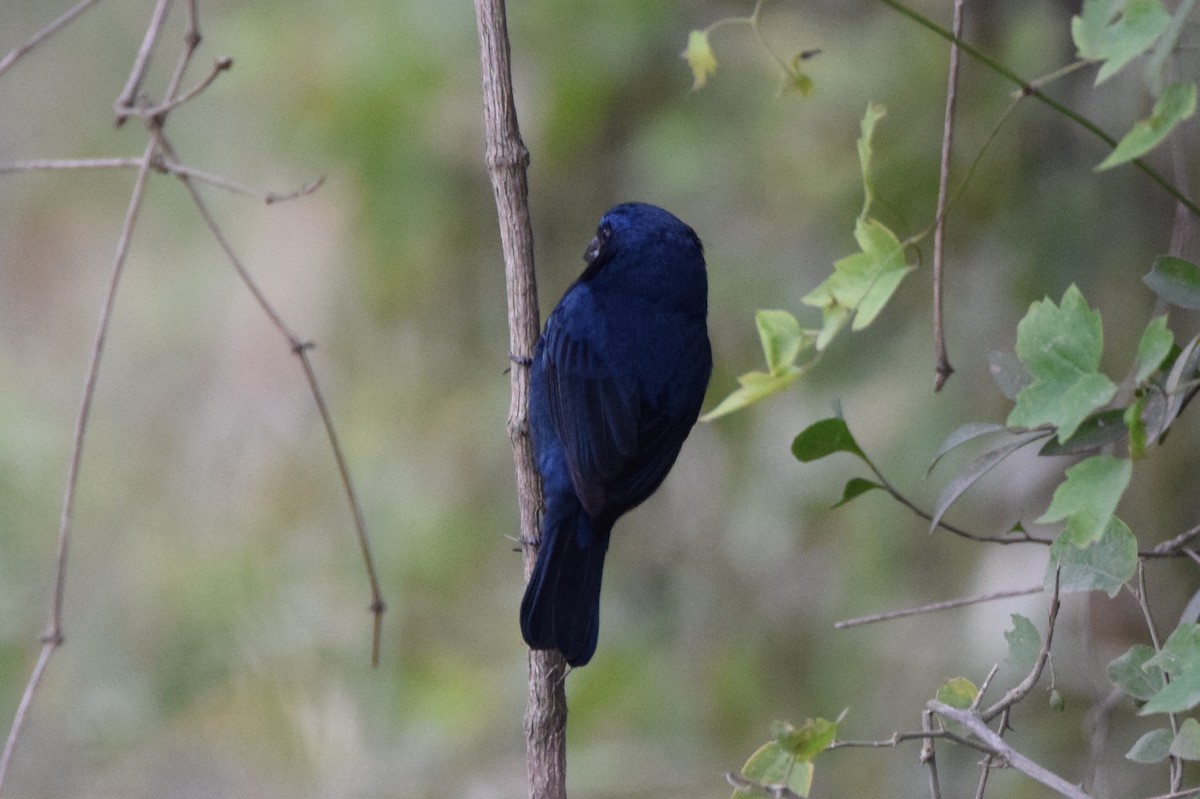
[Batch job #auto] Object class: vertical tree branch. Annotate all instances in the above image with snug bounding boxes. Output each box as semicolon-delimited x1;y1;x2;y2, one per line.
472;1;568;798
932;0;963;391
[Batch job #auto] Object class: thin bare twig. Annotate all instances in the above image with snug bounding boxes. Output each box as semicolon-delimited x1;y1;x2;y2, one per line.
974;750;994;799
920;709;942;799
156;130;386;665
1133;562;1183;791
931;0;963;391
0;136;159;797
0;157;147;174
835;585;1043;629
0;0;105;79
973;663;1001;709
125;56;233;121
928;701;1091;799
114;0;173;121
0;157;325;205
158;162;324;203
829;727;987;753
296;348;387;666
860;453;1053;547
1151;524;1200;556
2;0;376;788
1146;788;1200;799
982;571;1060;722
159;3;203;118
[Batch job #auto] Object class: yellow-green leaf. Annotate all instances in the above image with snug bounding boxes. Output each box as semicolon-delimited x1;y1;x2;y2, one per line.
936;677;978;709
1097;81;1196;170
682;30;717;91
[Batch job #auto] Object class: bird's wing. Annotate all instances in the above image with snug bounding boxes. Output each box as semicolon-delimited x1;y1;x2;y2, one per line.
541;313;638;520
603;397;690;512
542;311;698;521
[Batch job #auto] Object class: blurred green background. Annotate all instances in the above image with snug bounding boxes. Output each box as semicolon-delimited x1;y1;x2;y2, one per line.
1;0;1198;796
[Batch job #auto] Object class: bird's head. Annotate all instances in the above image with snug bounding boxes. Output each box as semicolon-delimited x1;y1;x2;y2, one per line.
579;203;705;287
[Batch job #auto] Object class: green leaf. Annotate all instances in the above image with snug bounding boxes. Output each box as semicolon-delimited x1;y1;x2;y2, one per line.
1170;718;1200;760
682;30;717;91
774;717;838;761
1143;669;1200;716
1144;255;1200;309
1037;409;1126;456
786;762;814;798
1148;623;1200;675
1097;81;1197;170
1072;0;1171;84
737;719;836;799
850;219;911;330
757;310;807;375
936;677;978;709
803;218;912;350
1049;689;1066;713
1125;396;1148;459
802;105;913;351
989;350;1033;401
1037;455;1132;547
1135;315;1174;382
740;742;795;786
1136;332;1200;441
832;477;882;509
1108;644;1166;700
1046;516;1137;597
928;423;1010;473
857;103;888;217
1127;728;1174;763
700;311;815;421
1004;614;1041;675
929;429;1051;534
1007;285;1117;442
780;52;816;98
792;417;866;462
701;369;802;421
1143;0;1195;92
1141;624;1200;715
1162;333;1200;429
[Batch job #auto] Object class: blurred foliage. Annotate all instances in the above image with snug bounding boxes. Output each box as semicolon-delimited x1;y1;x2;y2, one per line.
1;0;1199;798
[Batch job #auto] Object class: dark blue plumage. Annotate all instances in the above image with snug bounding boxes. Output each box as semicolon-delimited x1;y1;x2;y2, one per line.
519;203;712;667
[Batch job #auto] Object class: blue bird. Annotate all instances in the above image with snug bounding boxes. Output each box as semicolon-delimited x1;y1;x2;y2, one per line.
519;202;712;667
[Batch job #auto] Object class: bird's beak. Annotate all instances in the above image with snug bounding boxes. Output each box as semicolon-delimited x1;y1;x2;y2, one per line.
583;236;600;264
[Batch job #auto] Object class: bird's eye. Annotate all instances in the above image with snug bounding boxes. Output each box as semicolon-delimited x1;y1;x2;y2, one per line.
598;223;612;242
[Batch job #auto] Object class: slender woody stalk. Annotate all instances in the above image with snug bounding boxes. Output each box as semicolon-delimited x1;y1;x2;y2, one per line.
472;1;568;797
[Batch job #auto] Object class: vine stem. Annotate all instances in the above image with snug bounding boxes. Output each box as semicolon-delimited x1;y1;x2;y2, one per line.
875;0;1200;219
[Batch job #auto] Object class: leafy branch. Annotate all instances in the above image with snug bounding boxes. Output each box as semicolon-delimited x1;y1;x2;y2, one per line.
682;0;818;95
704;0;1199;424
875;0;1199;217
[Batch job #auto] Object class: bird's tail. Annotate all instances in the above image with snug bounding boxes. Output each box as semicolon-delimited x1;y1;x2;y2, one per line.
519;504;609;668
